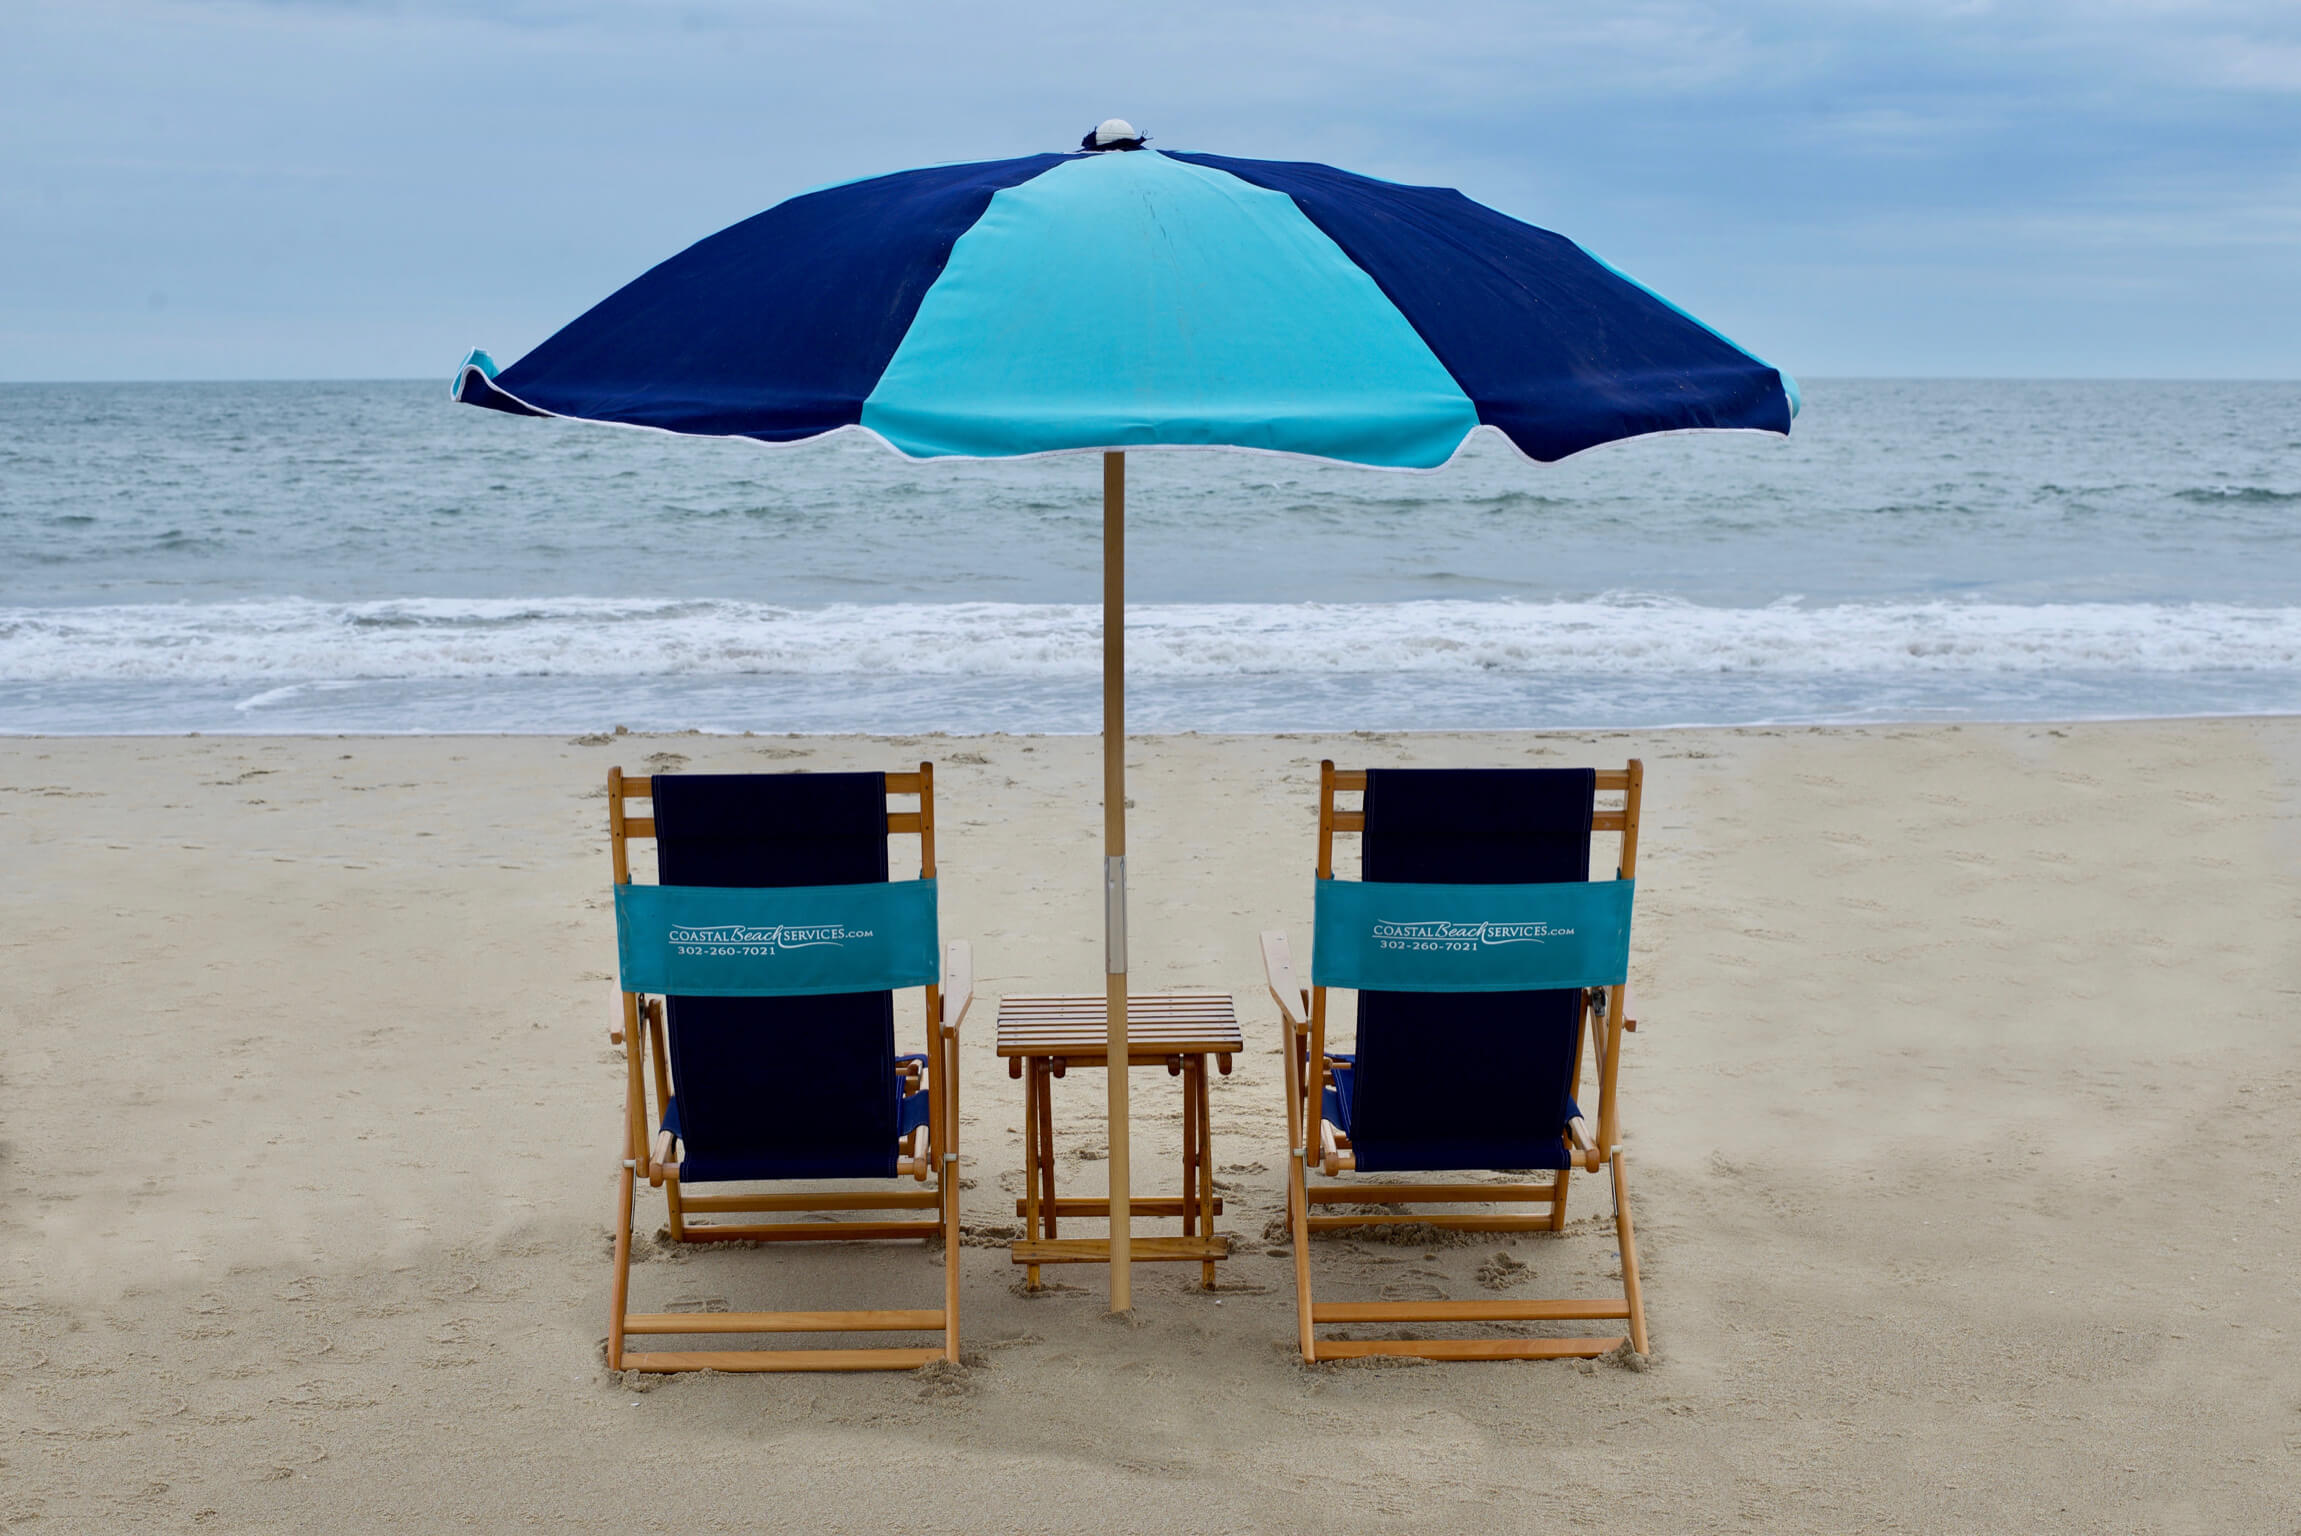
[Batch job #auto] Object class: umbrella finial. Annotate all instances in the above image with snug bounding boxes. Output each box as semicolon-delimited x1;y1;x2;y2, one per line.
1082;118;1146;152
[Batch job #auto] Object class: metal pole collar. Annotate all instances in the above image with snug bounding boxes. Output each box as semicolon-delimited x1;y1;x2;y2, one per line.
1105;855;1127;975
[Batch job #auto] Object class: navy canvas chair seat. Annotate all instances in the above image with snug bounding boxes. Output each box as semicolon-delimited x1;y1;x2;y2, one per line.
657;1082;934;1185
603;765;973;1376
1318;1053;1581;1173
1260;760;1651;1365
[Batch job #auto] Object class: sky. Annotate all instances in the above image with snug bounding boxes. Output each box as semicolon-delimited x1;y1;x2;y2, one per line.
3;0;2297;381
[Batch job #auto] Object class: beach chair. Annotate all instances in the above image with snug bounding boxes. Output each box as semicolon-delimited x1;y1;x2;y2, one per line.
603;765;972;1373
1260;761;1649;1363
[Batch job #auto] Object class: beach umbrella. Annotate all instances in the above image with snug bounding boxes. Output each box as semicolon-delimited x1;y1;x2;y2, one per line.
455;120;1796;1312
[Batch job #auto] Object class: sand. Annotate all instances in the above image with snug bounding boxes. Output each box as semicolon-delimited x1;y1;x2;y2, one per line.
3;721;2297;1532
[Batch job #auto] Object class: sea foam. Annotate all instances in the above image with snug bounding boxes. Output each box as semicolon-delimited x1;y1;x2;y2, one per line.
2;595;2296;683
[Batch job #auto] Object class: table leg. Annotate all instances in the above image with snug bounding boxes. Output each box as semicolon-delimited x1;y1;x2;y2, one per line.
1195;1055;1217;1289
1037;1058;1058;1242
1021;1053;1042;1289
1180;1055;1198;1239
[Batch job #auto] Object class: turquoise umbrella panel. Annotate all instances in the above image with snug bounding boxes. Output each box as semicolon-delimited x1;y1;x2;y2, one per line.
458;147;1795;466
864;152;1477;464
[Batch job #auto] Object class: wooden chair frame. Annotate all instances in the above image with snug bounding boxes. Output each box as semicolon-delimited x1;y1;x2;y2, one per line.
1261;759;1649;1363
604;763;973;1373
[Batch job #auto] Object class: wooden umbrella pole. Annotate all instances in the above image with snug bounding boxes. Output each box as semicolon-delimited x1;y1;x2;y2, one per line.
1103;450;1132;1312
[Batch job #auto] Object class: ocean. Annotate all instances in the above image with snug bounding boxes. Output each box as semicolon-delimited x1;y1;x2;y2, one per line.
2;377;2296;735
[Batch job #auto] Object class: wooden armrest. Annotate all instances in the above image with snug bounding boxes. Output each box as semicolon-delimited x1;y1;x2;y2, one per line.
940;940;974;1034
1260;930;1309;1029
1565;1117;1604;1171
899;1126;928;1181
649;1130;680;1187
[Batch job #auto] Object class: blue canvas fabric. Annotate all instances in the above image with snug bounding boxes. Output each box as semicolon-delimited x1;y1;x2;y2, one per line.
1322;1052;1581;1151
455;146;1793;463
897;1083;933;1140
663;1062;933;1181
465;154;1066;440
614;878;939;997
1337;768;1598;1173
1310;875;1632;993
649;773;915;1182
1320;1052;1357;1143
1167;153;1795;462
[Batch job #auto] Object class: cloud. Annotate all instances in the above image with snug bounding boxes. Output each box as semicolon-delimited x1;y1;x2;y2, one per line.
1;0;2296;377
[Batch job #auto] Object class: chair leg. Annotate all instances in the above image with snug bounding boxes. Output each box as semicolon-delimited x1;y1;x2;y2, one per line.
942;1031;962;1364
1289;1150;1315;1363
1280;1011;1317;1361
1036;1060;1058;1240
1549;1164;1571;1232
1612;1149;1648;1356
939;1161;961;1363
1196;1057;1217;1291
1180;1057;1198;1239
942;1173;962;1365
1021;1056;1043;1290
665;1170;687;1242
609;1161;635;1371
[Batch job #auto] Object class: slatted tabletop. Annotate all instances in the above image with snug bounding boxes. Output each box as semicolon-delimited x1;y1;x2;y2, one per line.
995;993;1242;1060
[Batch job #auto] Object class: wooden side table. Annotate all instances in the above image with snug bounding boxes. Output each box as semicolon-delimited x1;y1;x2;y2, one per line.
996;993;1241;1289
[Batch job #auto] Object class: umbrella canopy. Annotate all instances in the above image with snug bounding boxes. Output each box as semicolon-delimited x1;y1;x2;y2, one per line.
457;130;1793;1314
456;142;1795;463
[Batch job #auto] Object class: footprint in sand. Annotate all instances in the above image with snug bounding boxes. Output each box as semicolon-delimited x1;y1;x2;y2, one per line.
1476;1251;1531;1290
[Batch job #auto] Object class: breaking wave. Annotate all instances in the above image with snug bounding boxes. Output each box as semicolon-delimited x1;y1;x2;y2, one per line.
3;594;2297;684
